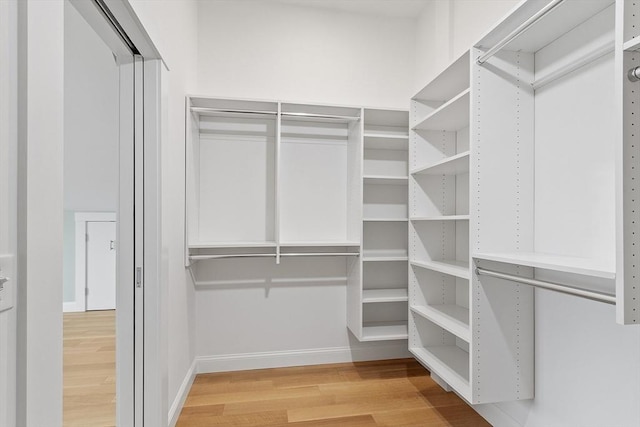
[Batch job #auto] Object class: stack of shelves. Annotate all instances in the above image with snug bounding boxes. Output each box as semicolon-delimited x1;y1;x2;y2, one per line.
348;108;409;342
408;50;473;400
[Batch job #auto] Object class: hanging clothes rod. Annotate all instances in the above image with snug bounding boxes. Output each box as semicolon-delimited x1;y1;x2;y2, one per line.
190;253;277;261
476;267;616;305
532;41;614;90
476;0;566;65
191;107;278;116
280;252;359;257
281;112;361;122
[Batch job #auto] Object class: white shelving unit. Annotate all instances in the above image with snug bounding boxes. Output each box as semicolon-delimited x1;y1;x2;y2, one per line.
347;108;410;342
185;97;362;267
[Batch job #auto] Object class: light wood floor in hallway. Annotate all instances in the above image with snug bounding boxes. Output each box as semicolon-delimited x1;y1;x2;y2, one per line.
64;310;116;427
177;359;491;426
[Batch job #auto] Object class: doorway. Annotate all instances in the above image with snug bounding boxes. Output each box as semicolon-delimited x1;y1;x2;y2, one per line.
62;0;140;424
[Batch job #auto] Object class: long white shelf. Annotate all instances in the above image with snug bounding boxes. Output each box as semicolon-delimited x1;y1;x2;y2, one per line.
361;321;408;341
624;36;640;52
189;241;277;249
413;89;470;132
363;256;409;262
363;289;409;303
411;215;469;221
411;305;470;342
363;175;409;186
410;346;470;400
280;241;360;248
363;218;409;222
411;151;470;176
473;251;615;280
411;260;470;280
363;133;409;151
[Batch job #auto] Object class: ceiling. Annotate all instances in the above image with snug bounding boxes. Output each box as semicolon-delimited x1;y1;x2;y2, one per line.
273;0;430;19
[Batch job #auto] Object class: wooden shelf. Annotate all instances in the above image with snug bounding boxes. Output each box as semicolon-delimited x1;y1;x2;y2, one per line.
363;175;409;186
411;151;470;176
410;346;470;398
413;51;470;102
413;90;470;132
363;218;408;222
473;252;615;280
363;289;409;303
411;260;470;280
411;305;470;342
411;215;469;221
189;241;276;249
361;321;408;341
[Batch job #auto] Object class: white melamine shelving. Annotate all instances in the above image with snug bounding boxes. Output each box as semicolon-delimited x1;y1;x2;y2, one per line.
411;215;469;222
411;305;470;342
411;151;470;176
410;346;470;398
348;108;410;342
413;90;470;132
189;241;277;249
411;260;470;280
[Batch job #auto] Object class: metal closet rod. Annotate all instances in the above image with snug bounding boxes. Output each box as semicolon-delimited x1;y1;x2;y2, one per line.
476;267;616;305
476;0;566;65
281;112;361;121
190;252;360;261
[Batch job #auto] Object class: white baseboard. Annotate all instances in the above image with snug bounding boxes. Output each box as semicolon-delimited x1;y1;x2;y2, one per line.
63;301;84;313
196;343;411;374
168;359;196;427
473;403;522;427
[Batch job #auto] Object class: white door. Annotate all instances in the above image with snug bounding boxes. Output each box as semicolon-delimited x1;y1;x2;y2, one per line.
86;221;116;310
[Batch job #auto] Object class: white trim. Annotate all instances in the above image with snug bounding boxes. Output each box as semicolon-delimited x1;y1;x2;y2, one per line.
196;344;411;374
71;212;116;313
168;359;196;427
473;403;523;427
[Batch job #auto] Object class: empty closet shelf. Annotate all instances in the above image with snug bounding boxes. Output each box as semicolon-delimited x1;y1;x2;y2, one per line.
361;321;408;341
363;176;409;185
411;305;470;342
279;241;360;248
411;260;470;279
473;252;615;280
411;151;470;176
363;255;409;262
188;241;277;249
410;215;469;221
362;289;409;303
412;89;470;132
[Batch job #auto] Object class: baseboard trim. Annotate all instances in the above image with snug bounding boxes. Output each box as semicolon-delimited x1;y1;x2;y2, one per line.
473;403;522;427
62;301;84;313
196;343;411;374
168;359;196;427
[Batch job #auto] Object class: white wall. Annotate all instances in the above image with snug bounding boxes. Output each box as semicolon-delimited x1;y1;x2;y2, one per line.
62;1;119;305
125;0;199;423
197;0;416;109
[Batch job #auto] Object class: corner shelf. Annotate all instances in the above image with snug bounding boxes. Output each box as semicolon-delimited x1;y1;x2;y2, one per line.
363;289;409;303
411;305;470;342
362;321;408;341
410;151;470;176
411;260;470;280
363;175;409;186
413;89;470;132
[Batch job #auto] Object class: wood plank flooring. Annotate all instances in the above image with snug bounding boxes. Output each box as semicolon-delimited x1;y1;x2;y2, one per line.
177;359;491;426
63;310;116;427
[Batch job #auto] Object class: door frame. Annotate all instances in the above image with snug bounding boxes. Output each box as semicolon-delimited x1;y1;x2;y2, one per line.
65;212;116;313
14;0;166;425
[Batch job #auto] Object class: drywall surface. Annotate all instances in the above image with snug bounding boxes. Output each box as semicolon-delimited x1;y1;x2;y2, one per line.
413;0;518;94
197;0;416;109
126;0;199;422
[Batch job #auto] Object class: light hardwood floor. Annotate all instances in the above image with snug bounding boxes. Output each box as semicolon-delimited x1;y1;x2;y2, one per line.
177;359;491;426
63;310;116;427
